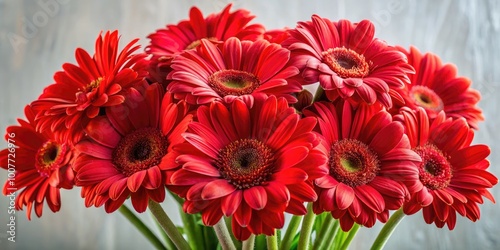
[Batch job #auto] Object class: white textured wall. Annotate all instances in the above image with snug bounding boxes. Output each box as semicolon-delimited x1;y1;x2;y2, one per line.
0;0;499;249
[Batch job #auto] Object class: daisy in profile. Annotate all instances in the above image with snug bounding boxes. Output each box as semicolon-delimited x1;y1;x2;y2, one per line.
284;15;414;108
168;96;328;240
393;46;483;129
73;84;192;213
146;4;265;85
396;107;497;229
31;31;148;143
167;37;301;107
304;101;421;231
0;106;75;219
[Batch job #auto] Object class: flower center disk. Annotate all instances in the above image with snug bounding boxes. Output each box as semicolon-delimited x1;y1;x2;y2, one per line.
413;144;452;190
322;47;370;78
410;85;444;113
35;141;69;177
329;138;380;187
112;127;168;177
208;69;261;97
216;139;274;189
185;37;219;50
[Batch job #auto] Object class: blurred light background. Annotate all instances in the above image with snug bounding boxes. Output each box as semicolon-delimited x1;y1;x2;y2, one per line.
0;0;499;249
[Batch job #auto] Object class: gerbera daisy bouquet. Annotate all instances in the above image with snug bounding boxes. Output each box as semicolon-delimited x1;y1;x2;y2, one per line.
1;4;497;250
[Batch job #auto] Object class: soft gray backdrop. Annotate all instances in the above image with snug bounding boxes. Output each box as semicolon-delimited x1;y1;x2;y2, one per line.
0;0;499;249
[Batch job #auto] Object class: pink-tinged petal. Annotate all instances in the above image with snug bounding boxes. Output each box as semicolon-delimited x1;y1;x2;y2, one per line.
109;178;128;200
186;182;208;201
261;210;285;229
127;170;147;192
183;133;219;159
232;220;252;241
244;186;268;210
85;116;121;148
147;187;166;203
107;83;122;95
315;175;338;189
274;168;308;184
76;161;120;185
335;183;355;210
131;188;149;212
288;182;317;202
369;122;404;155
76;141;113;159
144;167;162;189
266;114;299;149
276;146;309;170
231;100;251;138
234;201;252;227
355;185;385;213
285;198;308;215
201;179;237;200
265;181;290;204
170;169;215;185
183;161;221;177
222;190;243;216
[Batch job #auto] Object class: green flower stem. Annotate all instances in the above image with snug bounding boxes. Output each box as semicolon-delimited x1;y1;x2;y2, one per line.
243;234;256;250
280;215;302;250
267;231;279;250
148;200;191;250
298;203;316;250
371;208;406;250
213;218;237;250
313;214;336;249
119;205;167;250
313;215;337;250
151;211;176;250
178;207;203;250
225;216;242;249
325;221;340;249
340;223;360;250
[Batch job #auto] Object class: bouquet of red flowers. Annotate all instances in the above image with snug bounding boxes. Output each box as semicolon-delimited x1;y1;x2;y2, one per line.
1;4;497;250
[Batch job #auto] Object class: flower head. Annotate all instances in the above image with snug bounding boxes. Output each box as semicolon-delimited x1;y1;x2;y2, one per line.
73;84;192;213
31;31;148;143
146;4;265;86
393;46;483;129
167;37;301;107
169;96;328;240
0;106;75;219
304;101;421;231
284;15;414;108
396;107;497;229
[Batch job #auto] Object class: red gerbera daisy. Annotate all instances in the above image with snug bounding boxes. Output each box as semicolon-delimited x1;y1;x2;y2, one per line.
284;15;414;108
167;37;301;107
0;106;75;219
393;46;483;129
263;28;291;44
303;101;421;231
73;83;192;213
31;31;148;142
168;96;328;240
146;4;265;85
396;107;497;229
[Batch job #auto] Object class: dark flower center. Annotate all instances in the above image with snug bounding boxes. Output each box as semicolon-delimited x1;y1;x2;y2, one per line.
112;127;168;177
185;37;219;50
410;85;444;113
413;144;452;190
329;139;380;187
322;47;370;78
216;139;275;189
35;141;69;177
208;69;261;97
